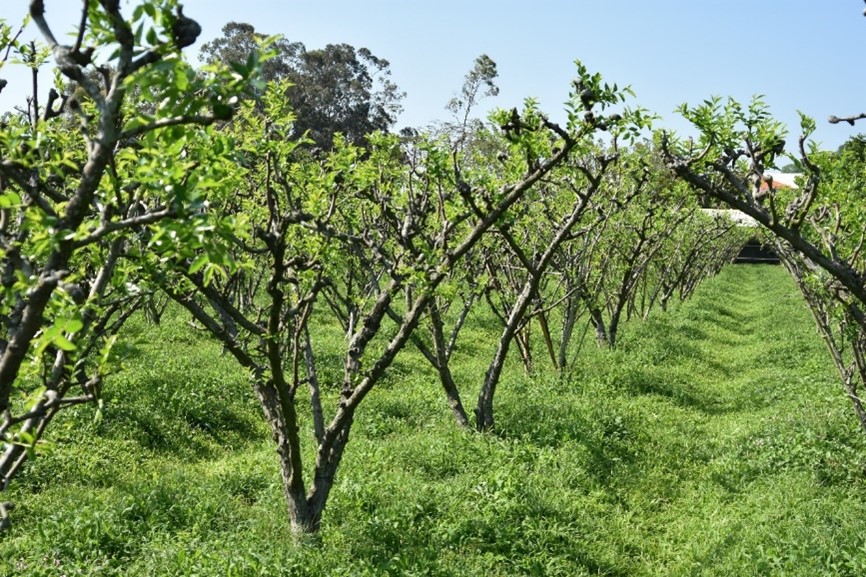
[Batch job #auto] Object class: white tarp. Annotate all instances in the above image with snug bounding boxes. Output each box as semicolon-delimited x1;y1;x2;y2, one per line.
700;209;759;227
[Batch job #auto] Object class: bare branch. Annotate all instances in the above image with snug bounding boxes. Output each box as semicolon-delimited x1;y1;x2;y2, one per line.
829;113;866;126
73;0;89;54
42;87;68;120
120;114;218;141
69;207;175;248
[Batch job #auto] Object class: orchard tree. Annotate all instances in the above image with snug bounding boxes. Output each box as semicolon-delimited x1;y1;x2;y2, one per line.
541;141;747;362
643;211;749;315
0;0;259;531
200;22;404;149
457;66;652;430
661;95;866;433
149;59;630;534
471;143;620;430
593;153;694;349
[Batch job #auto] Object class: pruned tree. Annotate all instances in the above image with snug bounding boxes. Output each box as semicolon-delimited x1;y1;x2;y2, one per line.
598;164;694;347
147;58;626;533
661;94;866;433
469;65;650;430
391;54;502;429
645;211;748;315
0;0;258;531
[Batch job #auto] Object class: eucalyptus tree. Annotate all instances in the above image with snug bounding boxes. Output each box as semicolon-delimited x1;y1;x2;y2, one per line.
200;22;404;149
661;96;866;432
0;0;257;531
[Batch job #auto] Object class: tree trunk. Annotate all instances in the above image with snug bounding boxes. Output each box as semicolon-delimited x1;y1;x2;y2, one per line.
251;381;318;534
588;305;609;347
303;328;326;444
306;415;354;532
849;337;866;434
536;307;559;370
515;324;533;374
429;308;470;428
475;281;539;431
557;295;579;370
608;307;622;350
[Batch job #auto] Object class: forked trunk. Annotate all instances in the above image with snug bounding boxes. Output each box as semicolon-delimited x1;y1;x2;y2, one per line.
251;381;319;534
588;306;609;347
429;308;471;428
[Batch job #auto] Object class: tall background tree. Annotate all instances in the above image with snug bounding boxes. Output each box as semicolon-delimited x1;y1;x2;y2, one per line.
200;22;404;149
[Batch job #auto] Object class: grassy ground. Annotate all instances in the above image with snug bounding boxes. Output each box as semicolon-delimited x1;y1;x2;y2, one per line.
3;265;866;576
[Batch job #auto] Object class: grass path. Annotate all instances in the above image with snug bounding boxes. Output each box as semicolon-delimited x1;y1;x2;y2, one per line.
3;265;866;576
581;265;866;575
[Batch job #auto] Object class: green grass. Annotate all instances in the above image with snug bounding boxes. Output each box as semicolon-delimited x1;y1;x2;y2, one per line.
3;265;866;576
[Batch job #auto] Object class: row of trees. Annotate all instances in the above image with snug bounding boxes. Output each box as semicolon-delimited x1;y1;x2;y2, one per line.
662;98;866;435
136;57;746;532
0;0;784;537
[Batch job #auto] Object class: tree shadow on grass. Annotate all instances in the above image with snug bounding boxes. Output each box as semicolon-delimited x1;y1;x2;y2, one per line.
495;395;644;491
691;300;758;338
616;311;775;415
617;366;771;416
98;397;262;459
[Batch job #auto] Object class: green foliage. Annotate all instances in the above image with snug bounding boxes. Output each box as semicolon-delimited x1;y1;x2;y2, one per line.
676;95;787;169
667;91;866;445
0;1;269;531
200;22;405;149
3;3;863;569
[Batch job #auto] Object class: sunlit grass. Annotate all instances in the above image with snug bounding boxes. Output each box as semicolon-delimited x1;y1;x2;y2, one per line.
2;265;865;576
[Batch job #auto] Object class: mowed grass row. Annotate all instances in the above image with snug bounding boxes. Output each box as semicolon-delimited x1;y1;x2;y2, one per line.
2;265;866;576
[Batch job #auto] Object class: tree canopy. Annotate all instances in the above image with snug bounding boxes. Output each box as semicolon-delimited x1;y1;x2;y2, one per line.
200;22;404;149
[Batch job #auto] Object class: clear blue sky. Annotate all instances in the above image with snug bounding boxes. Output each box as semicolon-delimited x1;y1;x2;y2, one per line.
2;1;865;151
